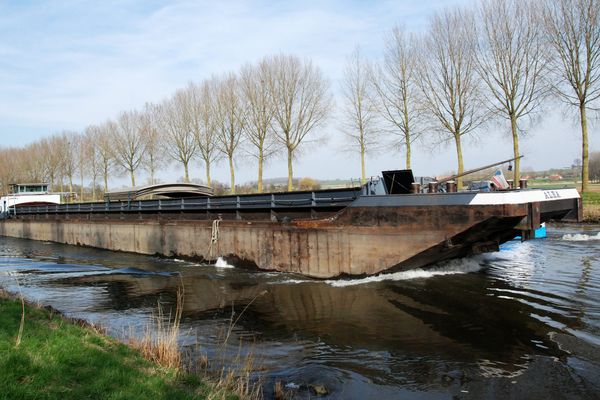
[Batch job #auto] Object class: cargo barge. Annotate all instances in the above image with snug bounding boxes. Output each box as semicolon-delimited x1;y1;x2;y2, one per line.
0;168;582;278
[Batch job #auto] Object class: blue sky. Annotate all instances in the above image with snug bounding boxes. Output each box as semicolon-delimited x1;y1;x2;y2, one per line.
0;0;594;186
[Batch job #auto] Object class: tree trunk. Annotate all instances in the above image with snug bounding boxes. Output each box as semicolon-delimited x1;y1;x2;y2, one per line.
454;133;464;189
580;103;589;193
403;95;411;170
103;166;108;193
258;148;264;193
150;154;155;185
229;155;235;194
205;159;212;188
360;139;366;185
130;170;135;187
184;162;190;183
92;176;97;201
405;130;411;170
510;113;520;185
80;173;84;202
287;147;294;191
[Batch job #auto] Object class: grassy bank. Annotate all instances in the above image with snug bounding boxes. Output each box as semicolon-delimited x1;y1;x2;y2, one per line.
0;291;223;400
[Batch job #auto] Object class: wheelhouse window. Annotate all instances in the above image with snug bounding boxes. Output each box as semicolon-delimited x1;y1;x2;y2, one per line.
10;184;49;194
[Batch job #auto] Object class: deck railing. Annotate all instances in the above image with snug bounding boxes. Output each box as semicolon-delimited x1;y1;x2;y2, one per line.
13;188;361;216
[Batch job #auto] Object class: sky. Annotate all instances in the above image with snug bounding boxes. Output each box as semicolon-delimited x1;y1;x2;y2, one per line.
0;0;597;187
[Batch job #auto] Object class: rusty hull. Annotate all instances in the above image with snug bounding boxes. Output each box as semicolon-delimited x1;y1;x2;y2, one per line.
0;191;581;278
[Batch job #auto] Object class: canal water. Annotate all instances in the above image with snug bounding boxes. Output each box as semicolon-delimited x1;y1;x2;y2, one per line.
1;224;599;399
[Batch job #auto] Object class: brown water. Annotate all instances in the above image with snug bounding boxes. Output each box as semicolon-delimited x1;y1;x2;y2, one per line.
1;224;599;399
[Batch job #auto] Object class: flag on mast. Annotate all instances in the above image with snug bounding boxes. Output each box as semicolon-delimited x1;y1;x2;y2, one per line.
491;169;509;189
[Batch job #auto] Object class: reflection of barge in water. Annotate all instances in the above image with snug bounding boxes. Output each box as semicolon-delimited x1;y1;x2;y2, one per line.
0;167;581;278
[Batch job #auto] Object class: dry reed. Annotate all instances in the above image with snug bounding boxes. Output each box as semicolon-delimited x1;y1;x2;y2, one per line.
222;290;267;346
205;342;263;400
273;380;296;400
194;289;269;400
128;288;184;370
126;286;268;399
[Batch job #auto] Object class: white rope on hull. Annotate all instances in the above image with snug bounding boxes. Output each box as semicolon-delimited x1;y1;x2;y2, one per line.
208;218;221;259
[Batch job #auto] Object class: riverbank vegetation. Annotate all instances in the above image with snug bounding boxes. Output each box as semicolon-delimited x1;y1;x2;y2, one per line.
0;290;245;400
0;0;598;196
582;191;600;222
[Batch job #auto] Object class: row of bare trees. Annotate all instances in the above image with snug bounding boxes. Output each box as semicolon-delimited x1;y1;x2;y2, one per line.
0;132;100;200
0;54;331;197
341;0;599;190
1;0;598;196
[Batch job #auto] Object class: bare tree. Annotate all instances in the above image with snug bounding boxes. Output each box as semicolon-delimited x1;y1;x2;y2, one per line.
1;148;23;192
544;0;600;192
39;136;62;191
240;61;277;193
75;133;90;201
53;135;66;193
371;25;424;169
267;54;332;191
9;148;26;184
141;103;167;185
213;73;246;194
0;146;45;192
418;8;484;188
0;148;13;194
477;0;548;184
21;142;47;184
95;120;116;194
84;125;102;201
157;92;198;183
341;47;379;184
191;80;220;187
112;111;146;187
56;131;79;197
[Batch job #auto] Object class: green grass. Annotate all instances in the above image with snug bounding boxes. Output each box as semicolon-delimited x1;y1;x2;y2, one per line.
527;179;579;188
0;295;216;400
582;191;600;205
